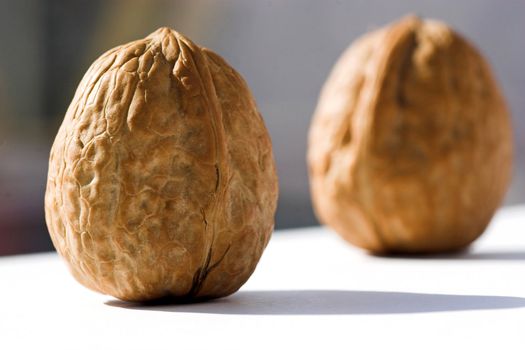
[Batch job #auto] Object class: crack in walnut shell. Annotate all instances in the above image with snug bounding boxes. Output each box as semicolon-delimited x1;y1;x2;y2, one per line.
308;16;513;254
45;27;278;302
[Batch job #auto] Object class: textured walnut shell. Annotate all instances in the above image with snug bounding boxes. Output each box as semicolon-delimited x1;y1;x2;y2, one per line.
45;28;278;301
308;16;513;254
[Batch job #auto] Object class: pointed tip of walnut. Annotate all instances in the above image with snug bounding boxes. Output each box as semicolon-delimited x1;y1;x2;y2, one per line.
386;15;460;42
396;13;422;26
147;26;178;38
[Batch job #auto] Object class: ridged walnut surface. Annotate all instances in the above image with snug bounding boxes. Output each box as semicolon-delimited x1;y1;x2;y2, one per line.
45;28;278;301
308;16;513;254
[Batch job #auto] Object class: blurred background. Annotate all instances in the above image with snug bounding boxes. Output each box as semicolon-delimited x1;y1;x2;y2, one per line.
0;0;523;255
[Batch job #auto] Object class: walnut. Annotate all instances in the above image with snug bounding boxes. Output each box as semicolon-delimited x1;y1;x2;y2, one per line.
308;16;513;254
45;28;278;301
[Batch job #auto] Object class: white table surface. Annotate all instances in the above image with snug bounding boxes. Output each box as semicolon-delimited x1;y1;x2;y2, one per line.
1;206;525;350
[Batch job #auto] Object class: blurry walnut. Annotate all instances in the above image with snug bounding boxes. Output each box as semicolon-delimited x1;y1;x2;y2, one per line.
45;28;278;301
308;16;512;254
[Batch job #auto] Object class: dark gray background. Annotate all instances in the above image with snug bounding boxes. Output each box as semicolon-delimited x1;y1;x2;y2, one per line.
0;0;523;255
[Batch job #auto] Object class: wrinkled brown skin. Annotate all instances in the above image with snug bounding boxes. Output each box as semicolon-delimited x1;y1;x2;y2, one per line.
45;28;278;302
308;16;513;254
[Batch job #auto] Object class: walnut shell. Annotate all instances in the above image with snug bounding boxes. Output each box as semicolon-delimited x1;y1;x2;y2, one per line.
308;16;513;254
45;28;278;301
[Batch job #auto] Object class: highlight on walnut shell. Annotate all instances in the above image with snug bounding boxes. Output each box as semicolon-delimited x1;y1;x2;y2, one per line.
308;16;513;254
45;27;278;302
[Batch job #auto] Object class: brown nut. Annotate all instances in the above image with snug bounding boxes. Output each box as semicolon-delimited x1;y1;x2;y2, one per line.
308;16;513;254
45;28;278;301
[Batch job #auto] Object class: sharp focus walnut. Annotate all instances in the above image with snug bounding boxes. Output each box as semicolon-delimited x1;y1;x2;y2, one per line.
45;27;278;301
308;16;513;254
